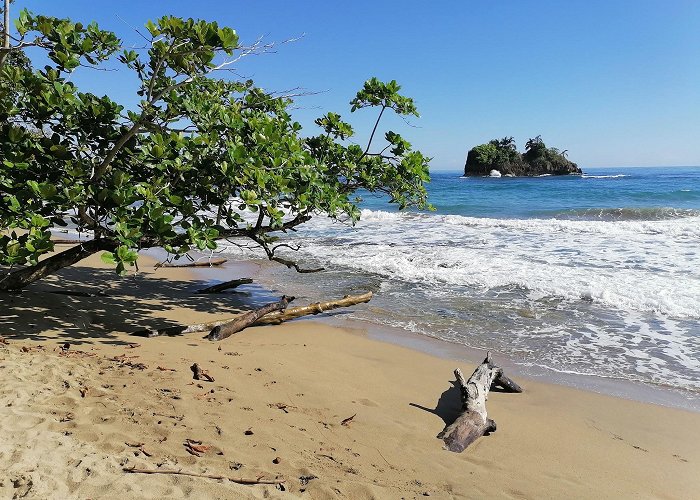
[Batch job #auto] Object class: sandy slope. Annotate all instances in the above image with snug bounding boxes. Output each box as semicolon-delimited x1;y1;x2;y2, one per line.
0;253;698;499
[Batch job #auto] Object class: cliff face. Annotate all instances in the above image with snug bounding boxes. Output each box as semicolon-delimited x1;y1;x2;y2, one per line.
463;137;581;177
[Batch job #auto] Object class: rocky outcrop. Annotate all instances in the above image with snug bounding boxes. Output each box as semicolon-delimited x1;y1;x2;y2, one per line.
464;136;581;177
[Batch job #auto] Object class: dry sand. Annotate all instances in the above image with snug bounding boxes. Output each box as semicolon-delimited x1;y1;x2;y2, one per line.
0;252;698;499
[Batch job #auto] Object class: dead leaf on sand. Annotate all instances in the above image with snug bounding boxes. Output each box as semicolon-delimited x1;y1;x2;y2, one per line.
184;439;211;456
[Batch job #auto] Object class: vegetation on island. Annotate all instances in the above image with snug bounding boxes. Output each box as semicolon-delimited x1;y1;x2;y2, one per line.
464;136;581;177
0;2;431;291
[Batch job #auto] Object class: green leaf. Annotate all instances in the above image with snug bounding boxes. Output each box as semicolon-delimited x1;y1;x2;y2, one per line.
101;252;116;265
8;127;23;143
145;20;159;36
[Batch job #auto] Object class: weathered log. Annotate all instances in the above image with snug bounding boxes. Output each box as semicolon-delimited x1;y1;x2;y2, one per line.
130;292;374;338
438;352;513;452
155;258;227;268
254;292;374;325
196;278;253;294
207;295;294;341
492;372;523;393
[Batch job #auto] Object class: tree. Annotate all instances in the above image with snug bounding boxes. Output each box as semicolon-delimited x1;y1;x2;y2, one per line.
0;6;431;291
464;135;580;177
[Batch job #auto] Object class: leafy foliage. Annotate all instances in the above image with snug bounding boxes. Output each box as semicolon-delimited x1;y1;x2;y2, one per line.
0;8;430;287
464;136;580;177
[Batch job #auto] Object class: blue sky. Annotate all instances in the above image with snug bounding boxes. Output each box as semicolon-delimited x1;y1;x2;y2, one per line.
13;0;700;170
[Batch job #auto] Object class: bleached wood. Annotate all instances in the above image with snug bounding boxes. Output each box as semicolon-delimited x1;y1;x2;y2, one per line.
438;352;510;452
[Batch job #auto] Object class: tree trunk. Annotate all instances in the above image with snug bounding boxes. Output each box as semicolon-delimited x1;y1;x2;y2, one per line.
0;239;112;292
0;0;9;67
196;278;252;294
207;295;294;341
437;353;517;453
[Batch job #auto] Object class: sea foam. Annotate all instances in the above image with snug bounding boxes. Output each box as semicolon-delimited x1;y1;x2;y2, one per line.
290;209;700;319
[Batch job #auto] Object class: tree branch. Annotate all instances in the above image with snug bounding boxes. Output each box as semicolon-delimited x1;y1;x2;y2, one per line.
363;105;386;156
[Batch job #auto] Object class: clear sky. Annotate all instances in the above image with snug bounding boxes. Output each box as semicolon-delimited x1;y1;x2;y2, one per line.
12;0;700;170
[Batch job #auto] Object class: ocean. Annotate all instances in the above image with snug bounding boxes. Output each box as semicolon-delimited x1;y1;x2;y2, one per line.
219;167;700;406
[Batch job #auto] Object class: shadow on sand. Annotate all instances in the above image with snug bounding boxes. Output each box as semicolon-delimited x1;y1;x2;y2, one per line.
0;264;282;346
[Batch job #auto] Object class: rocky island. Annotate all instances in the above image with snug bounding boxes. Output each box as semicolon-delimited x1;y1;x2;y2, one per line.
464;136;582;177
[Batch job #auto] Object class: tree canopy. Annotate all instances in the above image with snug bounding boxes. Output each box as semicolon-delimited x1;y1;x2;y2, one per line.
464;136;580;177
0;5;431;290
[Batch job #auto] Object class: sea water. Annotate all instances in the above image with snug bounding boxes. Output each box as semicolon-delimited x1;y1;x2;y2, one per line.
220;167;700;403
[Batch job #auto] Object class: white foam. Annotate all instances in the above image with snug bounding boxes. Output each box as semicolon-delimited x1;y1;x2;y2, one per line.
581;174;629;179
285;209;700;319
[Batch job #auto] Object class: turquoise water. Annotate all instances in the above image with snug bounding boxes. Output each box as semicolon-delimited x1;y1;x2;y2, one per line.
364;166;700;219
221;166;700;402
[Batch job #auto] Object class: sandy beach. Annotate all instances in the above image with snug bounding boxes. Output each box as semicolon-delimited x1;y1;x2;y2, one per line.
1;252;698;499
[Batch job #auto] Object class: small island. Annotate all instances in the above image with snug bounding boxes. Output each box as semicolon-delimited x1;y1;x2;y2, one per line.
464;136;582;177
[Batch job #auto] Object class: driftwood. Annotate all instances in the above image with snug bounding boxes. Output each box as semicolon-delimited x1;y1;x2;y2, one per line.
196;278;253;294
492;372;523;393
52;239;85;245
123;467;284;485
254;292;373;325
155;258;228;268
132;318;239;338
437;352;521;452
207;296;295;341
131;292;373;338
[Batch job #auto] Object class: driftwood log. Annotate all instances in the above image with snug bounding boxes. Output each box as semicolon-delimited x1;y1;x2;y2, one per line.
130;292;373;338
207;296;295;341
254;292;373;325
155;258;227;268
438;352;522;452
196;278;253;294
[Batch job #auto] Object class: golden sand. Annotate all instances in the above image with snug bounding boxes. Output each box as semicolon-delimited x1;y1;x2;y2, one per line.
0;254;698;499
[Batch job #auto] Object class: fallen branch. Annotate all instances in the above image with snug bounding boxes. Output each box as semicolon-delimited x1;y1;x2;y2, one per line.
196;278;253;294
155;258;227;268
123;467;284;485
132;318;235;338
437;352;521;453
254;292;373;325
130;292;373;338
207;296;294;341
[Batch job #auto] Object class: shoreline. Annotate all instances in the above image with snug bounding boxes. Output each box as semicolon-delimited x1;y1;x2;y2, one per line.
322;315;700;413
184;251;700;413
1;251;699;498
